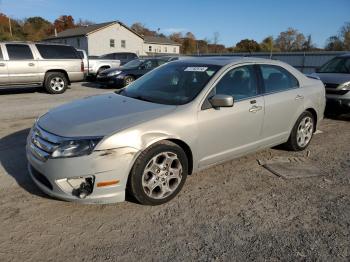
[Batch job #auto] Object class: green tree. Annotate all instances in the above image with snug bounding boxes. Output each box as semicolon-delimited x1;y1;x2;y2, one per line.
234;39;261;52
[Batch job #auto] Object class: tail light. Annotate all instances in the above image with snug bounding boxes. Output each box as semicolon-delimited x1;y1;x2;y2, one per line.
81;61;84;72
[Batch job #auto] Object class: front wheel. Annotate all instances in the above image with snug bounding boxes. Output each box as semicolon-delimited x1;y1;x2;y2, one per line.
123;75;134;86
285;111;315;151
128;141;188;205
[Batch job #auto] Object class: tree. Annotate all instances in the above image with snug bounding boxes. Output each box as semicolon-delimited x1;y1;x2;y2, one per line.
302;34;316;51
169;32;183;44
275;28;306;51
259;36;275;52
234;39;261;52
131;22;158;36
53;15;75;33
325;36;344;51
339;22;350;50
75;18;94;26
23;16;52;41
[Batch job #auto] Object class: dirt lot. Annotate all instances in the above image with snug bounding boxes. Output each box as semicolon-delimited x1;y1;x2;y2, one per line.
0;83;349;262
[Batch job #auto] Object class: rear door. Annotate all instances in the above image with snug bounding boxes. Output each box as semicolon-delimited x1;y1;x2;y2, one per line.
0;44;9;85
258;64;304;146
6;43;39;84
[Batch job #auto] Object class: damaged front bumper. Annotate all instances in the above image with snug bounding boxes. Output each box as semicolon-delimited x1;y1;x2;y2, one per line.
27;141;139;204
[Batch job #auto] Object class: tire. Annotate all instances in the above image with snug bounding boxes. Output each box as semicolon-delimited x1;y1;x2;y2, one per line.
128;141;188;205
44;72;68;94
285;111;315;151
123;75;135;86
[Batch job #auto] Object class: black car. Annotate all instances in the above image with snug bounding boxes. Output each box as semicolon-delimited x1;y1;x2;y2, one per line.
96;57;175;87
98;52;138;65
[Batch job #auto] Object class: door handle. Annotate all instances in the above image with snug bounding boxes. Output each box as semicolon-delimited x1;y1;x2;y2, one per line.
295;95;304;100
249;105;263;113
28;62;35;66
0;63;5;67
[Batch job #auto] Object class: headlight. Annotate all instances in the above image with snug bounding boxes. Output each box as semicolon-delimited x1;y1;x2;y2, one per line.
51;138;102;158
339;81;350;90
107;71;122;77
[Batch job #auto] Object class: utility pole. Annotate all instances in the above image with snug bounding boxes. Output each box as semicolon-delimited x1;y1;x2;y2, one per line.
8;17;12;37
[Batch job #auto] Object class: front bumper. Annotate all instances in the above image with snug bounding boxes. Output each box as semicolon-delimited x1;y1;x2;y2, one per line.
26;137;138;204
96;75;124;87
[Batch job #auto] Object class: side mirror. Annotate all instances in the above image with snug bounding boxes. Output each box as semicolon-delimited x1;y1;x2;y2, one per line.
209;94;234;108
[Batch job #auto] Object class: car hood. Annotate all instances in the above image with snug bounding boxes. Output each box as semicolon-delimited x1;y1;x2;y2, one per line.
315;73;350;84
38;93;176;137
102;66;136;74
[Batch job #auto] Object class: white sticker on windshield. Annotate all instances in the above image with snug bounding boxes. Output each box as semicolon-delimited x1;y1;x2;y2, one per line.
184;67;208;72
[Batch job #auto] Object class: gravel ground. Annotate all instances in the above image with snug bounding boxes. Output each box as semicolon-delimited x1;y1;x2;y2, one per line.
0;83;349;262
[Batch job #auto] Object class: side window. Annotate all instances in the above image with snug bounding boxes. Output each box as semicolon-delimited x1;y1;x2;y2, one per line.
143;60;153;69
0;46;3;60
215;65;258;101
6;44;33;60
260;65;299;94
35;44;79;59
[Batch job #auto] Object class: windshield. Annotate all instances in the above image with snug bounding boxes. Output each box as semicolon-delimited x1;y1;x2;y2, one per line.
122;59;144;69
318;57;350;74
118;62;221;105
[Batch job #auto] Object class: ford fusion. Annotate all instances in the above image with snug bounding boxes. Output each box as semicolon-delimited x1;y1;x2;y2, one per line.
27;57;325;205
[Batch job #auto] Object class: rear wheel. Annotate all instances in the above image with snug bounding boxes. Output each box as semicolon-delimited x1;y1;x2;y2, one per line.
285;111;314;151
44;72;68;94
128;141;188;205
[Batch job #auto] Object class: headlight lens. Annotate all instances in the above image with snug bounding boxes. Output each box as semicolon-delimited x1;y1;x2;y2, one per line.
339;81;350;90
107;70;122;77
51;138;102;158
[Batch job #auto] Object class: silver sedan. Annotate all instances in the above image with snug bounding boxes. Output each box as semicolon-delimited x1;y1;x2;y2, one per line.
26;57;325;205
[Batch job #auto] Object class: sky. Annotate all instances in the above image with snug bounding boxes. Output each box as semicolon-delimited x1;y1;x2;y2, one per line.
0;0;349;48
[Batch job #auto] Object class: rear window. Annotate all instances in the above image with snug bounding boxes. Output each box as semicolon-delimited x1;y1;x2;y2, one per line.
36;44;79;59
6;44;33;60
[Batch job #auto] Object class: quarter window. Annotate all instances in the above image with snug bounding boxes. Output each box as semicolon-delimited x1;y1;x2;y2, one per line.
35;44;79;59
215;65;258;100
121;40;126;48
110;39;115;48
6;44;33;60
260;65;299;93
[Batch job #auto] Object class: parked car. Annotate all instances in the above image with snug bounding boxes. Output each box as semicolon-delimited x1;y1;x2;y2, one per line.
26;57;325;205
0;42;84;94
76;49;88;74
313;54;350;112
96;57;175;87
99;52;138;65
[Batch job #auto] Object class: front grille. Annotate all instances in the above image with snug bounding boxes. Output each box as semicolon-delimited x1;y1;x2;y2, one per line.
29;124;62;161
324;83;339;89
326;89;349;95
30;165;53;190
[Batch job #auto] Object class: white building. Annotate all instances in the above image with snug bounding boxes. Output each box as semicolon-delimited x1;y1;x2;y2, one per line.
143;36;180;55
45;21;180;56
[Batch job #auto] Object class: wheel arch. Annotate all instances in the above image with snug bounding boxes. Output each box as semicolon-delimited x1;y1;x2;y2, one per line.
305;107;318;132
165;138;194;175
44;69;70;85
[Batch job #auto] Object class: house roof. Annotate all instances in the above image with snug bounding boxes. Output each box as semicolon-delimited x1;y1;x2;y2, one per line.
143;36;181;46
45;21;143;40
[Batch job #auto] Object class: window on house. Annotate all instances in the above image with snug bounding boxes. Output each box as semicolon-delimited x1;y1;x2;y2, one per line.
173;47;176;53
110;39;115;48
164;47;167;53
77;38;80;48
64;39;67;44
149;45;152;52
121;40;126;48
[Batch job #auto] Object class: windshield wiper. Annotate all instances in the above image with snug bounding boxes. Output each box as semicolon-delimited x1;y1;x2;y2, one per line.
130;95;154;103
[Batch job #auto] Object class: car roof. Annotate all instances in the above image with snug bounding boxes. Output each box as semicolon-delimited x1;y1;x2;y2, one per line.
171;56;274;66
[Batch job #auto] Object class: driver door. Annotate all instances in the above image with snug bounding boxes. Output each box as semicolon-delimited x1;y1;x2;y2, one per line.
197;64;265;168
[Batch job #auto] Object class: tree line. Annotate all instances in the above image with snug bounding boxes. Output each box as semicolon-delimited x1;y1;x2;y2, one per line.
0;13;349;53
